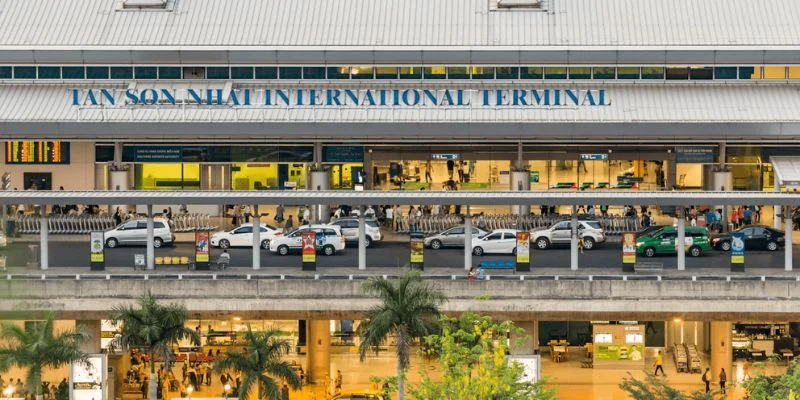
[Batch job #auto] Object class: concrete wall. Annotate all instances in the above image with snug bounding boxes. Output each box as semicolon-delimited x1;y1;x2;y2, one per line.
2;278;800;321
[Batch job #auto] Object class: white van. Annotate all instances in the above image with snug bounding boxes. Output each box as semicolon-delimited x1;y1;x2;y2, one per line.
104;219;175;248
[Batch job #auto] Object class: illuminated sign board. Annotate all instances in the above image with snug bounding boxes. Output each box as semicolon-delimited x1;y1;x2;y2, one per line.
5;141;70;164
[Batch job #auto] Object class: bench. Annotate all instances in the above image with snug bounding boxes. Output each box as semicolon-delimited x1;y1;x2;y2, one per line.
479;260;515;271
634;262;663;272
595;182;609;189
579;182;593;190
550;182;576;189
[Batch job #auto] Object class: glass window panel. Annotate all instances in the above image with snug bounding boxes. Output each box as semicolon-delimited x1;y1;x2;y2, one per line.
665;67;689;80
37;66;60;79
350;66;374;79
158;66;181;79
326;66;350;79
689;67;713;80
134;163;200;190
86;66;109;79
495;67;518;79
789;67;800;80
399;67;421;79
110;67;133;79
470;66;495;79
134;66;158;79
713;67;737;79
207;67;230;79
423;66;446;79
544;67;567;79
182;67;205;79
0;66;11;79
14;66;36;79
447;67;469;79
254;67;277;79
302;66;325;79
641;67;664;79
231;163;279;190
375;67;398;79
520;67;543;79
617;67;640;79
763;66;785;79
568;67;591;79
592;67;615;79
62;66;85;79
738;66;758;79
230;67;254;79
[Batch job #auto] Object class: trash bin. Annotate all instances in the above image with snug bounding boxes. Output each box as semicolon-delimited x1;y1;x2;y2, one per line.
27;244;39;268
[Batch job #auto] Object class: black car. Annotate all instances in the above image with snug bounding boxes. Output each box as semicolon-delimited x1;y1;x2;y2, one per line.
712;225;785;251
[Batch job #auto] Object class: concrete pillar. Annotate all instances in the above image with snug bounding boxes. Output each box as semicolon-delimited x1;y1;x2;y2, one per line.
510;321;538;355
510;170;531;216
39;205;48;270
464;205;472;270
570;206;578;270
677;210;686;271
774;172;782;230
785;213;793;271
310;170;330;223
666;151;677;189
363;147;373;190
710;321;732;384
307;320;331;385
146;204;154;270
252;204;261;270
76;320;102;354
713;170;733;233
358;206;366;270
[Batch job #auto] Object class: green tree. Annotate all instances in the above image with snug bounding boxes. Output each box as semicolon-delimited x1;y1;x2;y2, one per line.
110;293;199;400
358;270;446;400
742;360;800;400
620;373;714;400
213;325;301;400
409;313;557;400
0;312;87;399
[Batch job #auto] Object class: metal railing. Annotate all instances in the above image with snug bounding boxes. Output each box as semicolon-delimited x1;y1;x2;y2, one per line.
394;213;641;235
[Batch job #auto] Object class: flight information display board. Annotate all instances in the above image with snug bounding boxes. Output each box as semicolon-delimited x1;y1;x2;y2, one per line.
5;141;70;164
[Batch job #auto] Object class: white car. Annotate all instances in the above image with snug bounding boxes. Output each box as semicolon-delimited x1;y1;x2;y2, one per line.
330;217;382;247
104;219;175;248
471;229;519;256
269;224;346;256
531;220;606;250
210;223;283;250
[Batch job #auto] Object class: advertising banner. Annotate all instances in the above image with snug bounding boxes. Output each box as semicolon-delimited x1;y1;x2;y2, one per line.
516;231;530;272
70;353;105;400
622;232;636;264
89;231;105;267
410;234;424;270
195;231;209;263
731;231;745;271
302;231;317;263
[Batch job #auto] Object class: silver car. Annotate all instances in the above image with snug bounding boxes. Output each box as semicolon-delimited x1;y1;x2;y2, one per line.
423;226;488;249
104;219;175;248
330;217;382;247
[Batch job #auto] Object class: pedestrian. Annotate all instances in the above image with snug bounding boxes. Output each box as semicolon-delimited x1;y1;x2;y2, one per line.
140;378;148;399
577;236;585;255
654;351;665;376
231;206;240;226
702;367;711;393
365;205;376;218
281;383;290;400
167;206;173;221
743;206;753;225
385;206;394;228
285;215;294;231
719;368;727;394
743;359;752;380
275;204;285;225
600;204;609;217
587;205;596;218
641;211;650;228
447;159;455;179
244;205;252;223
731;207;739;230
478;212;487;230
299;367;305;385
425;160;433;183
737;206;745;227
113;207;122;226
335;370;343;392
302;207;310;225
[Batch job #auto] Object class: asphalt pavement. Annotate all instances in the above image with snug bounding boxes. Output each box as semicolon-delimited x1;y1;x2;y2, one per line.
2;240;796;270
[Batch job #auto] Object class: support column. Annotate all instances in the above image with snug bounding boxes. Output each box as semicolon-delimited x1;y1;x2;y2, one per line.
785;212;793;271
252;204;261;270
310;170;330;223
510;321;538;355
363;147;374;190
710;321;732;384
146;204;154;270
464;205;472;270
510;171;531;216
774;172;782;230
666;150;677;190
358;206;366;270
677;209;686;271
39;205;48;270
307;320;331;386
76;320;102;354
570;206;578;270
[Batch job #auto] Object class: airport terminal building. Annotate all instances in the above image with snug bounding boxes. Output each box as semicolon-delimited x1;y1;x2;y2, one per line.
1;0;799;198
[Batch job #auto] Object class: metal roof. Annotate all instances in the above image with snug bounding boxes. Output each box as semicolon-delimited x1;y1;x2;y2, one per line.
0;0;798;48
3;190;800;206
770;156;800;187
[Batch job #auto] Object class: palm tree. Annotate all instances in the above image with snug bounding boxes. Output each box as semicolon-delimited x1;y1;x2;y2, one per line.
0;312;87;399
358;270;446;400
110;293;199;400
213;325;301;400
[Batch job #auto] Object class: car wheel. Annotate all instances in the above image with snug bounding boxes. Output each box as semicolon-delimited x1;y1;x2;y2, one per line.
153;238;164;248
261;239;269;249
105;238;118;248
720;241;731;251
582;237;595;250
219;239;230;249
278;245;289;256
535;238;550;250
430;239;442;250
644;247;656;257
689;246;702;257
323;245;335;256
512;247;517;256
472;246;484;256
767;241;778;251
364;236;372;248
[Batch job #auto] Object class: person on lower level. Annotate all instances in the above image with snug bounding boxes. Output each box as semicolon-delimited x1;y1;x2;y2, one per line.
719;368;727;394
702;368;711;393
654;351;664;376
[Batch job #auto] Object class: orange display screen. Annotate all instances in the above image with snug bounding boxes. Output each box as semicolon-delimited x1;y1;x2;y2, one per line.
5;141;70;164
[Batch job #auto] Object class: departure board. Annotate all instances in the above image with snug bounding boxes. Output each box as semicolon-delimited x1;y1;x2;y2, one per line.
5;141;70;164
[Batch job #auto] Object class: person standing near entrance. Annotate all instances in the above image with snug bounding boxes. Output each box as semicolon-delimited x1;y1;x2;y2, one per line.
719;368;727;394
447;159;455;179
654;351;665;376
702;368;711;393
275;204;284;225
425;160;433;183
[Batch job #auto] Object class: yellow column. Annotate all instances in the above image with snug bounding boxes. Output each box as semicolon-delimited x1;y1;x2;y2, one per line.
710;321;732;383
307;320;331;385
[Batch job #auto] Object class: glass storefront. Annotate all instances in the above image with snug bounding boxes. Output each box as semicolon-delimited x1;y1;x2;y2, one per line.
134;163;200;190
231;163;307;190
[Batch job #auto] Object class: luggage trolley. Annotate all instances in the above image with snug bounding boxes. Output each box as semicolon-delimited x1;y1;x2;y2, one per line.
685;344;702;373
673;344;688;373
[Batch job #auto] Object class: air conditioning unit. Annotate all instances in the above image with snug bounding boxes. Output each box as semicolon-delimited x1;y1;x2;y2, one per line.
497;0;542;9
121;0;168;10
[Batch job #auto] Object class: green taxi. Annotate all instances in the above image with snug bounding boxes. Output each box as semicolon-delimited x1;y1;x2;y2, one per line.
636;226;712;257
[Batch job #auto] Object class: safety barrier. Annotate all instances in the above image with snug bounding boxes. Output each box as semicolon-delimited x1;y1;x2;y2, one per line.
9;213;217;234
395;214;641;235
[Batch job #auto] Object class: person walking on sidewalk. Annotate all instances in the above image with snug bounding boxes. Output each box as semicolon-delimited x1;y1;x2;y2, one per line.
654;351;665;376
719;368;727;394
702;368;711;393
